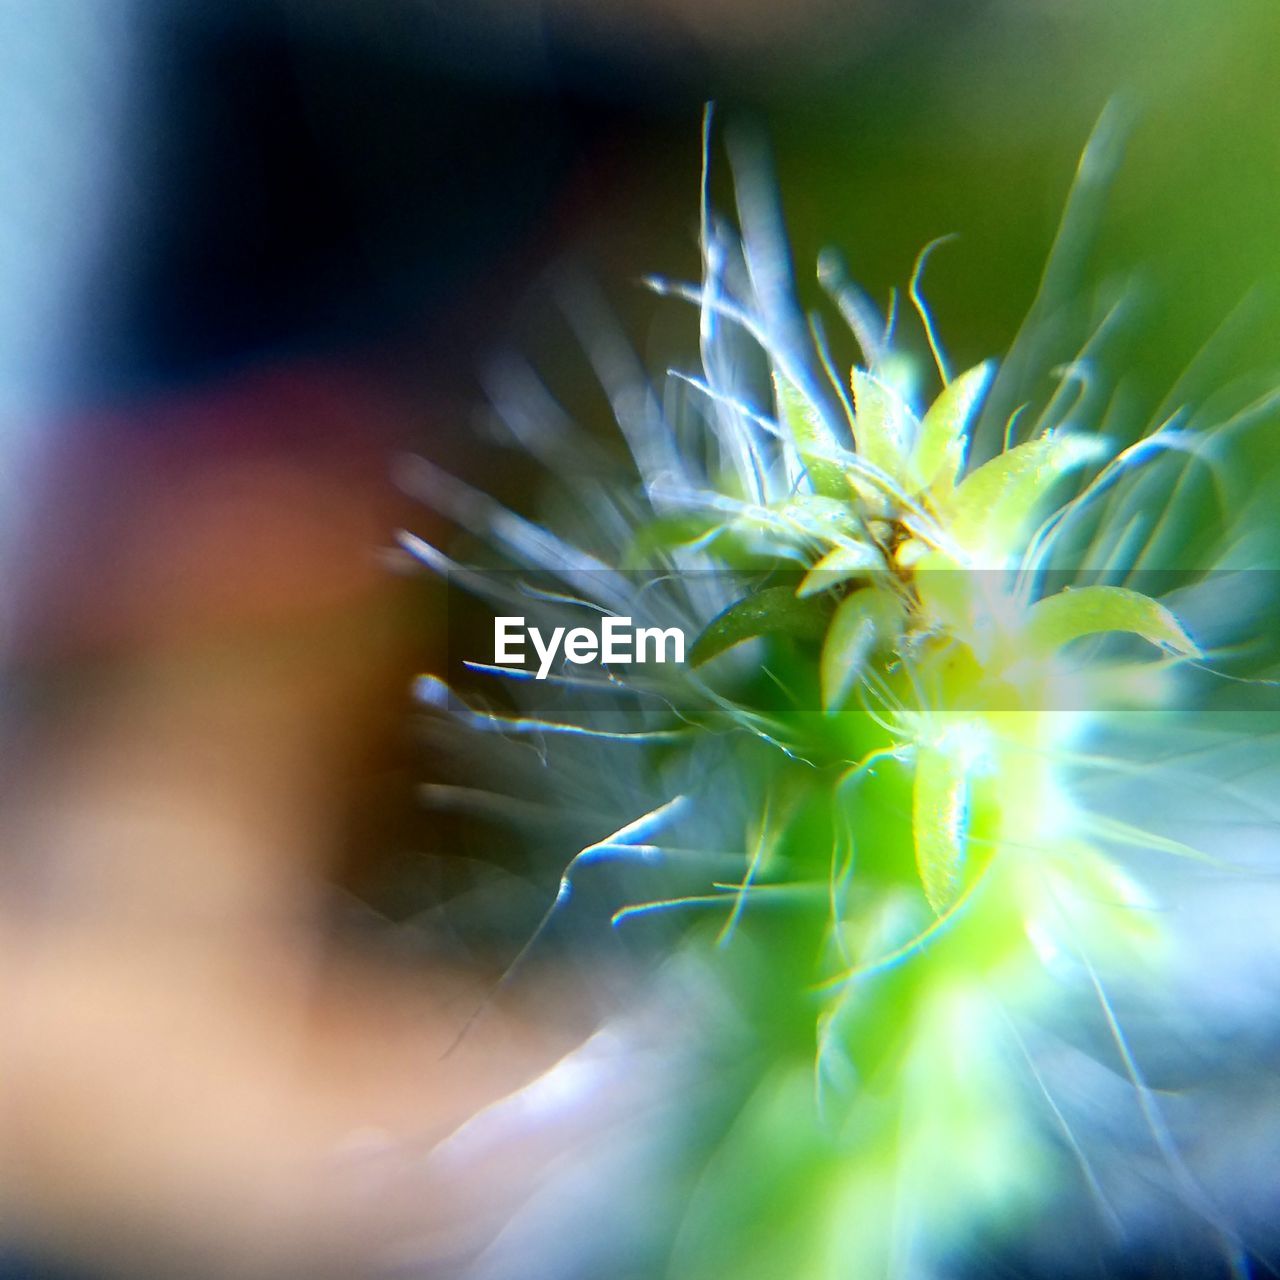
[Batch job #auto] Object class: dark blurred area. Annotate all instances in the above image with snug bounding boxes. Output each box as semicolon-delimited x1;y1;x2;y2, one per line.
1;0;1278;1276
0;4;900;1276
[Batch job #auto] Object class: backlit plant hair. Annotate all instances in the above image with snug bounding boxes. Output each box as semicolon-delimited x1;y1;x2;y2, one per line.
401;105;1280;1278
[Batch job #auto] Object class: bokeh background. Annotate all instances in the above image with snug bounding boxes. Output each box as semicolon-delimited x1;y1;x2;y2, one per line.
1;1;1278;1276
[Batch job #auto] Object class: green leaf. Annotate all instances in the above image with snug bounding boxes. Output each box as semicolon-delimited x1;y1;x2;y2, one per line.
622;513;721;568
912;360;994;492
1023;585;1201;658
797;542;885;598
913;744;969;915
773;373;847;500
852;369;918;482
690;585;829;667
945;431;1101;557
819;587;904;713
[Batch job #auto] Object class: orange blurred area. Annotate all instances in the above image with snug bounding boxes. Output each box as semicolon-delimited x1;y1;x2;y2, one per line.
0;364;589;1278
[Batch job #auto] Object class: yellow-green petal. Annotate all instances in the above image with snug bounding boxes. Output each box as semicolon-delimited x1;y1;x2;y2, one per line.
774;372;847;500
797;543;885;597
1024;584;1201;658
913;744;969;915
913;360;995;492
820;587;903;713
852;368;918;484
944;431;1101;559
